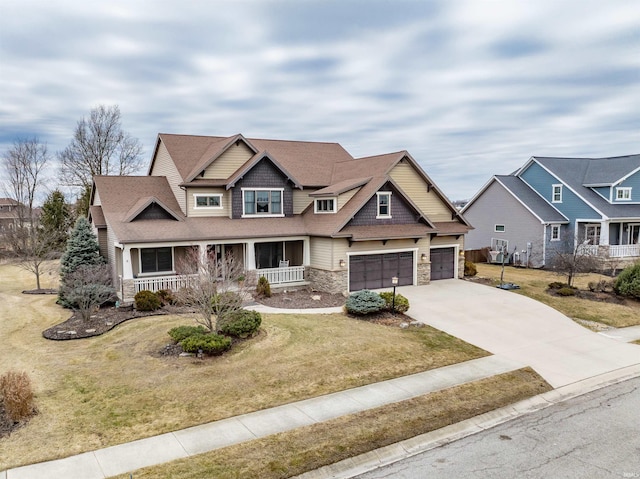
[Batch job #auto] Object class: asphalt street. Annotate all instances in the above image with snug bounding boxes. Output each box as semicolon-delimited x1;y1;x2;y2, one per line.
356;377;640;479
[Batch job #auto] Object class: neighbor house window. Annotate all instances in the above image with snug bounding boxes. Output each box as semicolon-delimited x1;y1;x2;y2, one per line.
495;225;506;232
140;247;173;274
377;192;391;218
314;198;336;213
194;194;222;209
551;224;561;241
552;184;563;203
585;224;601;245
242;188;283;216
616;187;631;201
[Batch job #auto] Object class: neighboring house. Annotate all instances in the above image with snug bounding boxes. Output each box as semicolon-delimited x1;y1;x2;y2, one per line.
89;133;471;301
462;154;640;268
0;198;40;250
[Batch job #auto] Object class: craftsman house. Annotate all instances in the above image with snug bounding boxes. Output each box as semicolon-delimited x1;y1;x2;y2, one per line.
462;154;640;268
89;133;471;301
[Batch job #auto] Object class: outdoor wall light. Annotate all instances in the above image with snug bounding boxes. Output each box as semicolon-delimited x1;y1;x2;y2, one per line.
421;253;428;262
339;259;346;268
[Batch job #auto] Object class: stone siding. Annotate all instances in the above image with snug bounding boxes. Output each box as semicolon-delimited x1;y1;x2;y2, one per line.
417;262;431;285
308;268;348;295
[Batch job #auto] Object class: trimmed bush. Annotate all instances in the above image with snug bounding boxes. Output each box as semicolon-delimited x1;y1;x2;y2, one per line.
614;263;640;299
168;325;208;343
135;290;161;311
556;287;577;296
220;309;262;338
180;333;232;355
256;276;271;297
0;370;35;422
345;290;386;315
379;291;410;313
548;282;567;290
464;260;477;277
211;291;243;314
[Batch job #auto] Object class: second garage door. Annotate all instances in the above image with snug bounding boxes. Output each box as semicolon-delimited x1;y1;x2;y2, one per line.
430;247;455;280
349;252;414;291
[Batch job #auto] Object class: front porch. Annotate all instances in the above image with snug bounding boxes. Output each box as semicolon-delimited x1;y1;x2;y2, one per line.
116;237;310;300
576;221;640;260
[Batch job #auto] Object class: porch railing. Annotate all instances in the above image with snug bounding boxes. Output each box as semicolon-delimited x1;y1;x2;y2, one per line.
257;265;305;285
577;244;599;256
609;244;640;258
133;274;198;294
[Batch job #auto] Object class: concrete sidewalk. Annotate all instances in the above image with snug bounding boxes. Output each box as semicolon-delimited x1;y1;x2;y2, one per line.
2;355;524;479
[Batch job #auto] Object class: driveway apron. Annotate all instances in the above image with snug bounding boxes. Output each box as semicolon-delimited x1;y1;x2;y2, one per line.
399;280;640;388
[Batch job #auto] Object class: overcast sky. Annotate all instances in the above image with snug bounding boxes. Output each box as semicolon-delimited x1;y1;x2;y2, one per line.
1;0;638;202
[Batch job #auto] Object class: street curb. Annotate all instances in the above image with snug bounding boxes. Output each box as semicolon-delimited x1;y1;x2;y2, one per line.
294;363;640;479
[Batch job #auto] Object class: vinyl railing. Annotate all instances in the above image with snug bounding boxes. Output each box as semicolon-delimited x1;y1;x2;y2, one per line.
256;265;305;285
133;274;198;293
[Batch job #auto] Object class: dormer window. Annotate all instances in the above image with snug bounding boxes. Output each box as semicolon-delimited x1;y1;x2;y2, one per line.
314;198;336;214
616;187;631;201
377;192;391;218
194;194;222;209
242;188;283;217
552;184;563;203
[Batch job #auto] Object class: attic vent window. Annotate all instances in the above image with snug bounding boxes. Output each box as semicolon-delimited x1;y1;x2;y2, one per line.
377;192;391;219
314;198;336;214
552;184;563;203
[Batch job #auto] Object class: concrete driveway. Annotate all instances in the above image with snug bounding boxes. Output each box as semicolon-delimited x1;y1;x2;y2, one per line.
398;280;640;388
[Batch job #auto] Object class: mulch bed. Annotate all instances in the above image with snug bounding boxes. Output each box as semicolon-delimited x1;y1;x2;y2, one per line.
0;403;37;439
42;304;194;340
254;288;346;309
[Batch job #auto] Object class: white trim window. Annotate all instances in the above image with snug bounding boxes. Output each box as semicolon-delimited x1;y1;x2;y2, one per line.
616;187;632;201
242;188;284;217
194;194;223;209
377;192;391;218
552;184;563;203
494;224;506;232
314;198;337;214
550;224;561;241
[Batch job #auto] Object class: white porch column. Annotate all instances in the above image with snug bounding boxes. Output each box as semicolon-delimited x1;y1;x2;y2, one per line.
303;237;310;266
122;245;134;279
600;220;610;245
246;240;256;269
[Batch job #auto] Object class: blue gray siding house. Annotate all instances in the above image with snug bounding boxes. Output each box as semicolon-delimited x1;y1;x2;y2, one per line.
462;154;640;268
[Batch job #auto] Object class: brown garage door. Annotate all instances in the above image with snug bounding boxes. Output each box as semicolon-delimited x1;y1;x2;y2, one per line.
349;252;414;291
430;247;455;280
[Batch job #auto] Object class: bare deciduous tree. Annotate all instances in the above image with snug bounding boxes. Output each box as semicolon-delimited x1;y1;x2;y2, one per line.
175;247;249;332
58;105;144;189
2;137;49;254
547;230;601;286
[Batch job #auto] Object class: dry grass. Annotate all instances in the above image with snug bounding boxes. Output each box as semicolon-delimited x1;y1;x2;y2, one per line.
0;261;487;470
473;263;640;328
114;368;551;479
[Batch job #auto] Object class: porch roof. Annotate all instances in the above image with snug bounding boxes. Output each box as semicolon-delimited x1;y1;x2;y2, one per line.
336;223;433;241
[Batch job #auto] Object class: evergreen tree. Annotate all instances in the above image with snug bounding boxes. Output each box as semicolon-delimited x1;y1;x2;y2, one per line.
39;189;72;254
58;216;105;307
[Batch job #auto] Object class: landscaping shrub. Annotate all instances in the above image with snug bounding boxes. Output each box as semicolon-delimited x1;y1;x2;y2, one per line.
614;263;640;299
180;333;232;355
219;309;262;338
548;281;567;290
379;291;410;313
588;279;614;293
345;290;386;315
168;325;208;343
556;287;577;296
256;276;271;297
464;260;477;277
156;289;176;305
134;290;161;311
0;370;35;422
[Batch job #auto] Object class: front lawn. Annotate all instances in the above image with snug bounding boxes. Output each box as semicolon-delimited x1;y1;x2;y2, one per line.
0;261;487;470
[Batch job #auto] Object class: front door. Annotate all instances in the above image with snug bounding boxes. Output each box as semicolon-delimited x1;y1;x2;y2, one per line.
629;224;640;245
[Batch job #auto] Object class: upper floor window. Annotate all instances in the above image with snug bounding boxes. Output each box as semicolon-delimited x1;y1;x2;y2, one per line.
495;224;506;232
616;187;632;201
314;198;336;214
242;188;283;217
377;192;391;218
552;184;563;203
194;194;222;209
